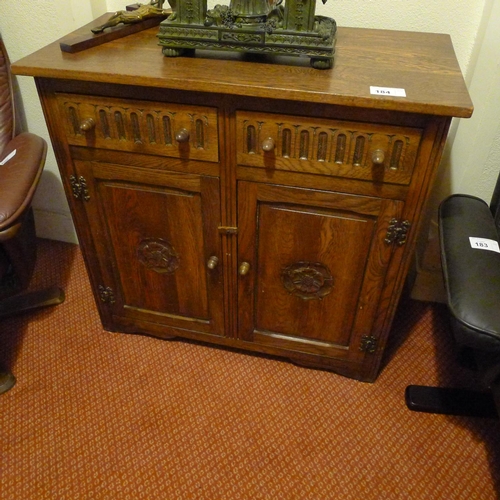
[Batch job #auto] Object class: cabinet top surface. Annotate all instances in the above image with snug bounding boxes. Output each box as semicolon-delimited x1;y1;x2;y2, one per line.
12;19;473;118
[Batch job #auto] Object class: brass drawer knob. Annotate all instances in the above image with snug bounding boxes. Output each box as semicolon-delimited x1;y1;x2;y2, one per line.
372;149;385;165
207;256;219;269
261;137;275;152
79;118;95;132
238;262;250;276
175;128;190;143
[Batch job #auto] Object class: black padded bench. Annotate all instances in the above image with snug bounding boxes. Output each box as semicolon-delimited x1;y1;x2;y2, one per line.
406;172;500;418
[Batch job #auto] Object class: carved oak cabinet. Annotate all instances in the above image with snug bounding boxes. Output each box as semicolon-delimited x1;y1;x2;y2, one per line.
13;21;472;381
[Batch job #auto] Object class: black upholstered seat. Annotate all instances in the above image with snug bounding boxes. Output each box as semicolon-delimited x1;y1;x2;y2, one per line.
406;170;500;418
440;194;500;353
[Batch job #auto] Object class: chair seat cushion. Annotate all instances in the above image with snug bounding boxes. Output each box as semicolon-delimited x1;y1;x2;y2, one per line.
0;132;46;232
439;194;500;353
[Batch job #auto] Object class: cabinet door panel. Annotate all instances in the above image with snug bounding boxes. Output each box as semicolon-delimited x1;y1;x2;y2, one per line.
238;181;402;361
105;183;209;318
256;204;373;345
77;160;224;336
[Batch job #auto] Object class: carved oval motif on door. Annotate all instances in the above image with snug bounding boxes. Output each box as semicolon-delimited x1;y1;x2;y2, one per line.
137;238;180;274
281;261;333;300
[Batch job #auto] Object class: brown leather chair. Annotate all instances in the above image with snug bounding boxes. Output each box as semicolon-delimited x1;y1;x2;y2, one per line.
0;36;64;394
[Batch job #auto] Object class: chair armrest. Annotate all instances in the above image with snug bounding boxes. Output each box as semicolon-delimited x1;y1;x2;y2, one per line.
439;194;500;352
0;132;47;232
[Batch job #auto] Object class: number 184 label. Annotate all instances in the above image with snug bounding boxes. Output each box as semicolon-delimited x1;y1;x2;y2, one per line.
370;86;407;97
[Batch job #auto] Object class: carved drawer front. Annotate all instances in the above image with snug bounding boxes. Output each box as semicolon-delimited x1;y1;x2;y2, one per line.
236;111;423;185
57;93;219;162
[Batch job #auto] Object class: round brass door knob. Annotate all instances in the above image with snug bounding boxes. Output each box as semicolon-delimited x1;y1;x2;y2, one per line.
239;262;250;276
207;256;219;269
175;128;190;143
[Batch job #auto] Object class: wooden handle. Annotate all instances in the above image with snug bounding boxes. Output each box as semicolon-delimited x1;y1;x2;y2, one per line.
371;149;385;165
175;128;190;143
261;137;275;152
79;118;96;132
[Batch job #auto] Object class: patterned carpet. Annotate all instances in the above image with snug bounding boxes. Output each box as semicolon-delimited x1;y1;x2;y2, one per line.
1;239;499;499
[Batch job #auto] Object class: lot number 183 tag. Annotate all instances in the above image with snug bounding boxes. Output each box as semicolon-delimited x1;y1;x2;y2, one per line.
469;237;500;253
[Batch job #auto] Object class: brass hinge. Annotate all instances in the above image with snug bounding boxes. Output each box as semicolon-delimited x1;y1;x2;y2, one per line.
359;335;377;353
98;285;115;304
69;175;90;201
385;219;411;246
218;225;238;235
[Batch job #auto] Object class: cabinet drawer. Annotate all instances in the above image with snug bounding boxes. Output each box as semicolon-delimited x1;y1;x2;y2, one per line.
236;111;422;185
56;93;219;163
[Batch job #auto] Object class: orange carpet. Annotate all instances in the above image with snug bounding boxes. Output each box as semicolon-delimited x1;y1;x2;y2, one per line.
1;239;499;499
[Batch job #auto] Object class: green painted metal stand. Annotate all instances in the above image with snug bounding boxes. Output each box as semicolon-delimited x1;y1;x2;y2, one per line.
158;0;336;69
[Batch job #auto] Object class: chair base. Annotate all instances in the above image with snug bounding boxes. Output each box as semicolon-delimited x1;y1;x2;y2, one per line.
405;385;498;419
0;286;65;318
0;371;16;394
0;287;64;394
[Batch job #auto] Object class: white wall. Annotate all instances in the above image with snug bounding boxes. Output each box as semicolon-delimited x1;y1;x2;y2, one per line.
442;0;500;200
410;0;500;301
1;0;498;247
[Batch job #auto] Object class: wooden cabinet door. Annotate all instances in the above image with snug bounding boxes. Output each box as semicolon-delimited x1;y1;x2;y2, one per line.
74;160;224;337
237;181;403;366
